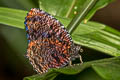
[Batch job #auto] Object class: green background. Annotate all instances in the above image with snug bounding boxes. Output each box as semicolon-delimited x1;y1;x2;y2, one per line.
0;0;120;80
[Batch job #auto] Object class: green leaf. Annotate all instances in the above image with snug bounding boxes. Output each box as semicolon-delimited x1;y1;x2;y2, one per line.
92;60;120;80
0;7;120;56
24;57;120;80
0;0;38;10
39;0;73;18
72;23;120;56
39;0;114;19
67;0;98;34
57;16;120;56
85;0;114;21
0;7;27;29
24;72;59;80
91;57;120;80
77;68;104;80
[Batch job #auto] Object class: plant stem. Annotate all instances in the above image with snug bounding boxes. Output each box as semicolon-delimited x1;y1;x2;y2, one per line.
67;0;98;34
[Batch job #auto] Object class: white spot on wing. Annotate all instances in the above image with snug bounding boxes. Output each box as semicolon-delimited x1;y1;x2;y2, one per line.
40;10;45;14
61;26;64;28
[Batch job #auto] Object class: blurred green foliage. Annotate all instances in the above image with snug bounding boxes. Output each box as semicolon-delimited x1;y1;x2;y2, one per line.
0;0;120;80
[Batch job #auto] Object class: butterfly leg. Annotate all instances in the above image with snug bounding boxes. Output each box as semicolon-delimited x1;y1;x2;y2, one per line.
79;48;83;64
69;61;72;66
69;54;83;66
79;54;83;64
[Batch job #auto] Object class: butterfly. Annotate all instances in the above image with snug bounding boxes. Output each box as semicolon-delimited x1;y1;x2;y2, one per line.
24;8;82;73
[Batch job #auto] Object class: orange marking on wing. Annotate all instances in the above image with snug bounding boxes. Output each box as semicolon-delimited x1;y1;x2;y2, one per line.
63;50;67;54
29;10;34;15
26;15;32;18
27;26;30;30
29;41;35;48
38;13;44;16
58;42;62;45
55;40;59;43
67;46;70;49
50;40;54;44
63;45;67;50
39;57;43;62
55;42;62;47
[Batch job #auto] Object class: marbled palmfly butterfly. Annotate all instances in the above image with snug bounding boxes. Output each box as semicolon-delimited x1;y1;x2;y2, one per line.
24;8;82;73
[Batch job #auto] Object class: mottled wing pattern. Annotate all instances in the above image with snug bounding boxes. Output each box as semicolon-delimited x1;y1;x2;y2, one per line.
24;8;80;73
